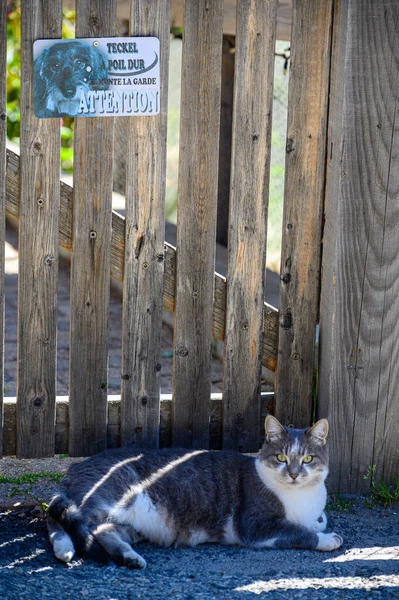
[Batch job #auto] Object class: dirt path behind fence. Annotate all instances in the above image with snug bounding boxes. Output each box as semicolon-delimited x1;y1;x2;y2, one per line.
4;222;225;399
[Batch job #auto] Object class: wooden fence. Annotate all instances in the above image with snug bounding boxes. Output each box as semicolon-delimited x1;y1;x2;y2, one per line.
1;0;399;494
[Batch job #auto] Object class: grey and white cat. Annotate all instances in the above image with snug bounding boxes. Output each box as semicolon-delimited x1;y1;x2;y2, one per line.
47;416;343;568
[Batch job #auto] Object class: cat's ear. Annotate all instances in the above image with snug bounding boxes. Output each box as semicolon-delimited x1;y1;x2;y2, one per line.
265;415;286;442
307;419;329;445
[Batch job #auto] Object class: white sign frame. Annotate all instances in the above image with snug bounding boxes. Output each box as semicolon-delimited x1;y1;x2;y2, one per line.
33;37;160;118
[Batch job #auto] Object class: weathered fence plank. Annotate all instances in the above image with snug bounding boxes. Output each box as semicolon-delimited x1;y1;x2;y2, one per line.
63;0;293;42
0;0;6;457
319;0;399;493
172;0;224;448
6;154;279;365
274;0;333;428
120;0;170;447
69;0;116;456
6;149;279;370
3;393;274;456
17;0;61;458
222;0;276;452
171;0;292;42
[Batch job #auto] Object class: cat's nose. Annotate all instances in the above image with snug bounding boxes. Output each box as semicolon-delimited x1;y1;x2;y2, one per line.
289;473;298;480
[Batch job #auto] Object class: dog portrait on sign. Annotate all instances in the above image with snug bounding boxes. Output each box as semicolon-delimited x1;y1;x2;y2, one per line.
33;37;161;118
34;40;109;118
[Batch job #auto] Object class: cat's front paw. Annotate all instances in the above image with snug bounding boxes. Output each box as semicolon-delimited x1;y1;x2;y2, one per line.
123;550;147;569
316;532;343;552
310;511;327;532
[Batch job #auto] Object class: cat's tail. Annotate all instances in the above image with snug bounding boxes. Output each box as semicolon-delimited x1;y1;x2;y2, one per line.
47;494;110;564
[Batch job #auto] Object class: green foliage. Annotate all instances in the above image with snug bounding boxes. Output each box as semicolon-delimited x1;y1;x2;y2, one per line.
6;2;76;172
0;472;65;484
364;464;399;508
327;493;355;513
8;484;49;512
170;27;183;39
6;2;21;143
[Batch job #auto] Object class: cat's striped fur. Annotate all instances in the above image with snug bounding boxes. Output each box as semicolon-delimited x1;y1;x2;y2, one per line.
47;416;343;568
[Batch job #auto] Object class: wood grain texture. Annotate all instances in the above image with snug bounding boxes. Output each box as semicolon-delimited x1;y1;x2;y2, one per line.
17;0;61;458
274;0;333;428
0;0;6;457
6;149;280;371
68;0;116;456
172;0;224;449
3;393;274;455
319;0;399;493
222;0;277;452
171;0;292;42
120;0;170;447
64;0;292;41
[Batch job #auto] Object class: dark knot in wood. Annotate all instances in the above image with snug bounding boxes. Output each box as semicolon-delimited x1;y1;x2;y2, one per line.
32;139;43;155
234;413;244;431
286;137;294;154
135;235;144;259
280;309;293;330
32;396;44;408
282;273;291;284
177;346;189;357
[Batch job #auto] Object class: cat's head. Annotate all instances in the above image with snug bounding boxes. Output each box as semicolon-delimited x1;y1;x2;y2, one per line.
258;416;329;488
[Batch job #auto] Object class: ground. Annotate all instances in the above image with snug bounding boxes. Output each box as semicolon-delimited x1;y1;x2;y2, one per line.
1;460;398;600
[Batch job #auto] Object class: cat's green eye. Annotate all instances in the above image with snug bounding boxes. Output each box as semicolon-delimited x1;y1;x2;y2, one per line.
303;455;313;464
276;454;287;462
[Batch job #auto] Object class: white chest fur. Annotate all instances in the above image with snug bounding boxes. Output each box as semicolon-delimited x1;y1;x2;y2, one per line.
255;458;327;529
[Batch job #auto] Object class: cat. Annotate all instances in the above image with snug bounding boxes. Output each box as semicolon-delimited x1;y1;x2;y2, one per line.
47;416;343;568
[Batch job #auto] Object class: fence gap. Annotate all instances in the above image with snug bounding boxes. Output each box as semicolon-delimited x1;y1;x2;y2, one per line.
6;151;283;374
120;0;171;447
0;0;6;457
172;0;224;448
16;0;62;458
68;0;116;456
274;0;333;428
222;0;277;453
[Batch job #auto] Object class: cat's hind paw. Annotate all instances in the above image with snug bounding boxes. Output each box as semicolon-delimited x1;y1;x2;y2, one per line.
123;550;147;569
316;532;343;552
53;536;75;563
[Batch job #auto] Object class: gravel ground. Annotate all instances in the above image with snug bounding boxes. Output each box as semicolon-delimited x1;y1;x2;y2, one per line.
1;466;399;600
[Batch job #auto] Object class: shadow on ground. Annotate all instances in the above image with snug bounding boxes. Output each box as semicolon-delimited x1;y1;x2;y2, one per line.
1;498;398;600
